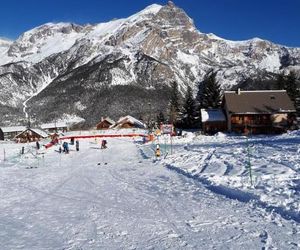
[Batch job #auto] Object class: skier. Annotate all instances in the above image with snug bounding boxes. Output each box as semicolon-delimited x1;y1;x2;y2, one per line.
101;139;107;149
76;140;79;151
36;141;40;150
63;142;69;153
155;144;161;158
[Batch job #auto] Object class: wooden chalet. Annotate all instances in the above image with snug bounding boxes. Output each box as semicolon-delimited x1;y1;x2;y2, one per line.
0;126;26;140
201;109;227;134
41;122;68;133
15;128;49;143
223;89;296;134
113;115;146;129
96;117;115;130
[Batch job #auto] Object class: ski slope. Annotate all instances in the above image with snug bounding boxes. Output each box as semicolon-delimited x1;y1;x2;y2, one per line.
0;133;299;249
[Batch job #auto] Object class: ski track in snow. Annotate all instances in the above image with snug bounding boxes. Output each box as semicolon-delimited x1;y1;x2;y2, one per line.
0;135;299;249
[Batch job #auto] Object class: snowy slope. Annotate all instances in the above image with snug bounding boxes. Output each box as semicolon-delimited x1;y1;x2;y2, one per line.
157;131;300;222
0;131;299;249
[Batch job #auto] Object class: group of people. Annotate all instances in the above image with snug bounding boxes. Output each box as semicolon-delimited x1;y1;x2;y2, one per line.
57;140;79;153
57;138;108;153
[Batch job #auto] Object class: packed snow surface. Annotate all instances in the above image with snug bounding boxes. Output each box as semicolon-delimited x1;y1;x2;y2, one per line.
0;130;299;249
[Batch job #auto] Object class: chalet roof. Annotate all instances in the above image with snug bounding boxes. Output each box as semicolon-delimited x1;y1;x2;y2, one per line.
105;117;115;125
97;117;115;126
201;109;226;122
0;126;26;133
41;122;68;129
115;115;146;128
224;90;296;114
31;128;49;138
15;128;48;138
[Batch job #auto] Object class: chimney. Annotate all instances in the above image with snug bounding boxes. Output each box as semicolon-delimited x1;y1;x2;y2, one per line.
101;117;104;122
237;88;241;95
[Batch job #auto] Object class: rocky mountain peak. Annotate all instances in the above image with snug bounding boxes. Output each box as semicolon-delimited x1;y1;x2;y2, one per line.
154;1;195;29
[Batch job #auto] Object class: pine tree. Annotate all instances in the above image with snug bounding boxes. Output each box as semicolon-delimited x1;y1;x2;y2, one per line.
286;71;298;103
156;111;165;125
168;81;181;124
276;72;286;90
198;71;222;109
180;86;197;128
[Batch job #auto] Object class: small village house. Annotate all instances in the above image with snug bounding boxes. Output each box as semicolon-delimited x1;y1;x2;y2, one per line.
113;115;147;129
201;109;227;134
15;128;49;143
0;126;27;141
96;117;115;130
41;122;68;133
223;89;296;134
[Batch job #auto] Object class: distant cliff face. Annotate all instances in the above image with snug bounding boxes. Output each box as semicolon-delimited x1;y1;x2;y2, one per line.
0;2;299;126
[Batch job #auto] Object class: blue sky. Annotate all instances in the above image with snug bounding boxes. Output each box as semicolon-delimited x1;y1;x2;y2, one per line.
1;0;299;47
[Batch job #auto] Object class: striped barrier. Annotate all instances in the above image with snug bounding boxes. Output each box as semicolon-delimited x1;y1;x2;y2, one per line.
59;133;147;140
44;133;147;149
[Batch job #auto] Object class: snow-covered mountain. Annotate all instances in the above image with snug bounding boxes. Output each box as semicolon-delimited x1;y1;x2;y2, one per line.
0;37;12;56
0;1;300;126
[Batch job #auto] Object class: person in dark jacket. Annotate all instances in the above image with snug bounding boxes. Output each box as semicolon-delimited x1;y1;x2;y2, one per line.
101;139;107;149
63;142;69;153
76;140;79;151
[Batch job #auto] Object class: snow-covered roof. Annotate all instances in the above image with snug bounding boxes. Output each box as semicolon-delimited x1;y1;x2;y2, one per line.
201;109;226;122
0;126;27;133
41;122;68;129
15;128;49;138
115;115;146;128
98;117;115;125
30;128;49;138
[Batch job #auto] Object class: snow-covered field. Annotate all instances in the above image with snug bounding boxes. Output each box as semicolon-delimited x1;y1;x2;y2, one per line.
0;130;299;249
160;131;300;221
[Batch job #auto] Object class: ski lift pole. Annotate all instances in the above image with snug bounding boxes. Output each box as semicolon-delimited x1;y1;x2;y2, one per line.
164;137;167;155
170;134;173;155
246;137;253;186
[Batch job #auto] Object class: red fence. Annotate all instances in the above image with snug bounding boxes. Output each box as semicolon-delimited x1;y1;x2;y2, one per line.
59;133;146;140
44;133;147;149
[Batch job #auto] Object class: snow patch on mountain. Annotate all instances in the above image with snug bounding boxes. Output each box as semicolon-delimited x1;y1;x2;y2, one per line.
59;114;85;125
110;68;133;86
176;50;199;65
74;101;86;111
259;52;281;72
126;4;162;23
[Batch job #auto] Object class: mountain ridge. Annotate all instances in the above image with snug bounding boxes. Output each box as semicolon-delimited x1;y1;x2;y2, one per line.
0;1;299;126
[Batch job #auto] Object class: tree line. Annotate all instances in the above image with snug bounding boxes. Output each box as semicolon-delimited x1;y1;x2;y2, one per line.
155;71;222;129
